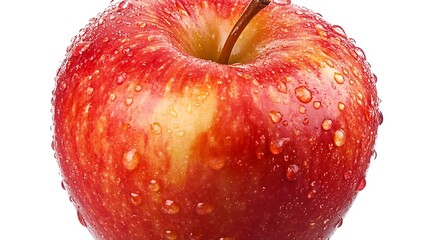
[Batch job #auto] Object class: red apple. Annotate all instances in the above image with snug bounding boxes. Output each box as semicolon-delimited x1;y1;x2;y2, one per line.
52;0;381;239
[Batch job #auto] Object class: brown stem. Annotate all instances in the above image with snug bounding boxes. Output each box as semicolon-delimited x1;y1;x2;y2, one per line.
218;0;271;64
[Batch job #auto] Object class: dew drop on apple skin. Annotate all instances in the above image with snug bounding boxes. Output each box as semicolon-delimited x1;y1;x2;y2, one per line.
150;122;162;135
336;218;344;228
86;87;94;95
219;237;235;240
77;211;87;227
163;200;180;215
195;202;214;215
354;47;367;60
61;180;66;190
315;24;328;37
286;164;299;181
357;178;366;191
116;72;127;85
164;230;178;240
333;129;346;147
135;85;142;92
378;111;384;125
269;110;283;124
272;0;291;5
208;157;225;171
59;82;67;91
130;192;143;206
332;25;347;38
125;97;134;106
269;137;291;155
338;102;345;111
334;72;345;84
110;93;117;102
149;179;160;192
307;189;316;199
123;148;141;171
321;119;333;131
313;101;321;110
343;170;352;180
295;86;312;104
276;80;287;94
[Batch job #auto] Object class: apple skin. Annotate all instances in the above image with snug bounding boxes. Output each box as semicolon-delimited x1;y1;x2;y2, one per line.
52;0;381;239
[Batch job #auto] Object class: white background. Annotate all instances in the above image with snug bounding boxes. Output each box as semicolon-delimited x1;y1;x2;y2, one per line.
0;0;427;239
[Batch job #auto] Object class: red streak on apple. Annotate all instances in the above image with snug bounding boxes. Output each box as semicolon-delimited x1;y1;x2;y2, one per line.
52;0;381;239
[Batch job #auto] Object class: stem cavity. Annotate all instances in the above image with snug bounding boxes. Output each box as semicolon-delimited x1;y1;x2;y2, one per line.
218;0;271;64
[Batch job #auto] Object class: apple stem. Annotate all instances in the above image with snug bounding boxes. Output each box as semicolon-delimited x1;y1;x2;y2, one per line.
218;0;271;64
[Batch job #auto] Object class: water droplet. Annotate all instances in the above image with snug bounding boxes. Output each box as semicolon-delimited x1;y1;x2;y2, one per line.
269;137;291;155
256;150;265;160
59;82;67;91
272;0;291;5
286;164;299;181
313;101;321;110
147;35;155;42
163;200;180;214
354;47;366;60
135;85;142;92
149;179;161;192
176;130;185;137
295;86;312;103
164;230;178;240
125;97;134;106
299;105;307;114
325;59;334;68
336;218;344;228
307;189;316;199
315;24;327;37
338;102;345;111
74;42;92;56
118;1;132;9
269;110;283;123
334;72;345;84
77;211;87;227
351;66;360;78
209;157;225;170
195;202;214;215
150;122;162;135
116;72;127;85
169;106;178;118
321;119;333;131
61;180;66;190
372;73;378;83
130;192;143;206
122;47;133;57
378;111;384;125
277;80;288;93
123;149;141;171
282;120;289;127
98;17;105;25
342;67;349;76
137;22;147;28
332;25;347;38
343;170;352;180
86;87;94;95
303;118;310;125
357;178;366;191
372;150;378;161
333;129;346;147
